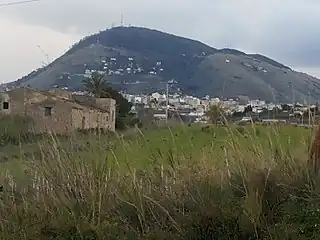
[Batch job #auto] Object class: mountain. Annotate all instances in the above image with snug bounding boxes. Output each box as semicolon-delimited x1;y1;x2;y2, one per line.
7;26;320;102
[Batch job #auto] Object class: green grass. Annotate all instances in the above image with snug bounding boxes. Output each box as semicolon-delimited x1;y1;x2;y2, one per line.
110;124;311;169
0;123;319;239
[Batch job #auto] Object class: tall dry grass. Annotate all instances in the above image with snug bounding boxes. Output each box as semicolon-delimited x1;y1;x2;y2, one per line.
0;123;320;239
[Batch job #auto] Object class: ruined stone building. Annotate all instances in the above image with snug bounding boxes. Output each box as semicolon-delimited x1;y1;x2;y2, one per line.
0;87;116;134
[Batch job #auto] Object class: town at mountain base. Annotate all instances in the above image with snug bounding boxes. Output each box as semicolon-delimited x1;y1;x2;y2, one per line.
5;26;320;103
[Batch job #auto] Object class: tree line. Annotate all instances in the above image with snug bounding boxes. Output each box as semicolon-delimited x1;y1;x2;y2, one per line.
206;103;320;124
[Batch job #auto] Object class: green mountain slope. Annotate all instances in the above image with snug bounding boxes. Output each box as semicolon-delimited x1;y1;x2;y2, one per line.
7;26;320;102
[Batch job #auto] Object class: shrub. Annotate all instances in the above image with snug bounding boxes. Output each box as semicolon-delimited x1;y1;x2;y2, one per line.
77;127;114;136
0;114;35;145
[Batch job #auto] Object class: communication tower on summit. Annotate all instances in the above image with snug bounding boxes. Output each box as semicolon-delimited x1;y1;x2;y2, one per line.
37;45;50;66
120;12;124;26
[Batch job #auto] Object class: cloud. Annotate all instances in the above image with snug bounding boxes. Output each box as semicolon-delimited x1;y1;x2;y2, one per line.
1;0;320;82
0;17;78;82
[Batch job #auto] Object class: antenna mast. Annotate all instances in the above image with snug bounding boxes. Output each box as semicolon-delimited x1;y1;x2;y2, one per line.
37;45;50;66
120;12;124;26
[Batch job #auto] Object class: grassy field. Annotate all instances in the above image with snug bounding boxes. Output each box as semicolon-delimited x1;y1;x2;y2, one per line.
0;123;320;239
112;124;312;168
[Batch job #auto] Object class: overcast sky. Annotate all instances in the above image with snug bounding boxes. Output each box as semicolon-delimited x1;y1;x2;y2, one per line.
1;0;320;83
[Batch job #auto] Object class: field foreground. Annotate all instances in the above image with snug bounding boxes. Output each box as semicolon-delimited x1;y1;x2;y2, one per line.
1;124;320;239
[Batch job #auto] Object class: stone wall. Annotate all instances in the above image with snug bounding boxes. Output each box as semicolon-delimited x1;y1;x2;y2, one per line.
95;98;116;131
4;88;25;115
0;88;116;134
25;100;73;134
0;93;11;115
71;108;111;130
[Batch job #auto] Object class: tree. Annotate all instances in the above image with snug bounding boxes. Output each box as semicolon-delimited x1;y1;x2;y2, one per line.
243;105;253;114
281;104;291;111
232;111;245;118
206;104;225;125
150;98;158;108
83;72;107;97
83;72;141;130
101;86;141;129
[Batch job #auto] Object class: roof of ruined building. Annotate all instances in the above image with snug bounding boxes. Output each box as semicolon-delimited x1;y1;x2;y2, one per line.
6;87;109;113
73;95;111;113
47;88;113;112
33;98;86;110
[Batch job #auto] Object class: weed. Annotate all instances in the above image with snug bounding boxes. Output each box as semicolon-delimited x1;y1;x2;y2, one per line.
0;123;318;239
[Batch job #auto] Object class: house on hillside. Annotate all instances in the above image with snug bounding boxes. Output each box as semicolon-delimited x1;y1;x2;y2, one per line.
0;88;116;134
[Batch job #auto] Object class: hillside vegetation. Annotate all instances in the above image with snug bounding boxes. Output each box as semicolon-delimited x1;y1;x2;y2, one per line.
1;121;320;239
7;26;320;102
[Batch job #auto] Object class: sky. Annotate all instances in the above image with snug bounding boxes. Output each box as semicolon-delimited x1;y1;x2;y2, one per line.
1;0;320;83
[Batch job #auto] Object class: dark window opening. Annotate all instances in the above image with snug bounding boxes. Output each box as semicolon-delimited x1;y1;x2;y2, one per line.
3;102;9;110
44;107;52;116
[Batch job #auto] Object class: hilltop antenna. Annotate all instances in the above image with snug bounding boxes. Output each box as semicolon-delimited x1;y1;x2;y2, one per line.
120;12;124;26
37;45;50;66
